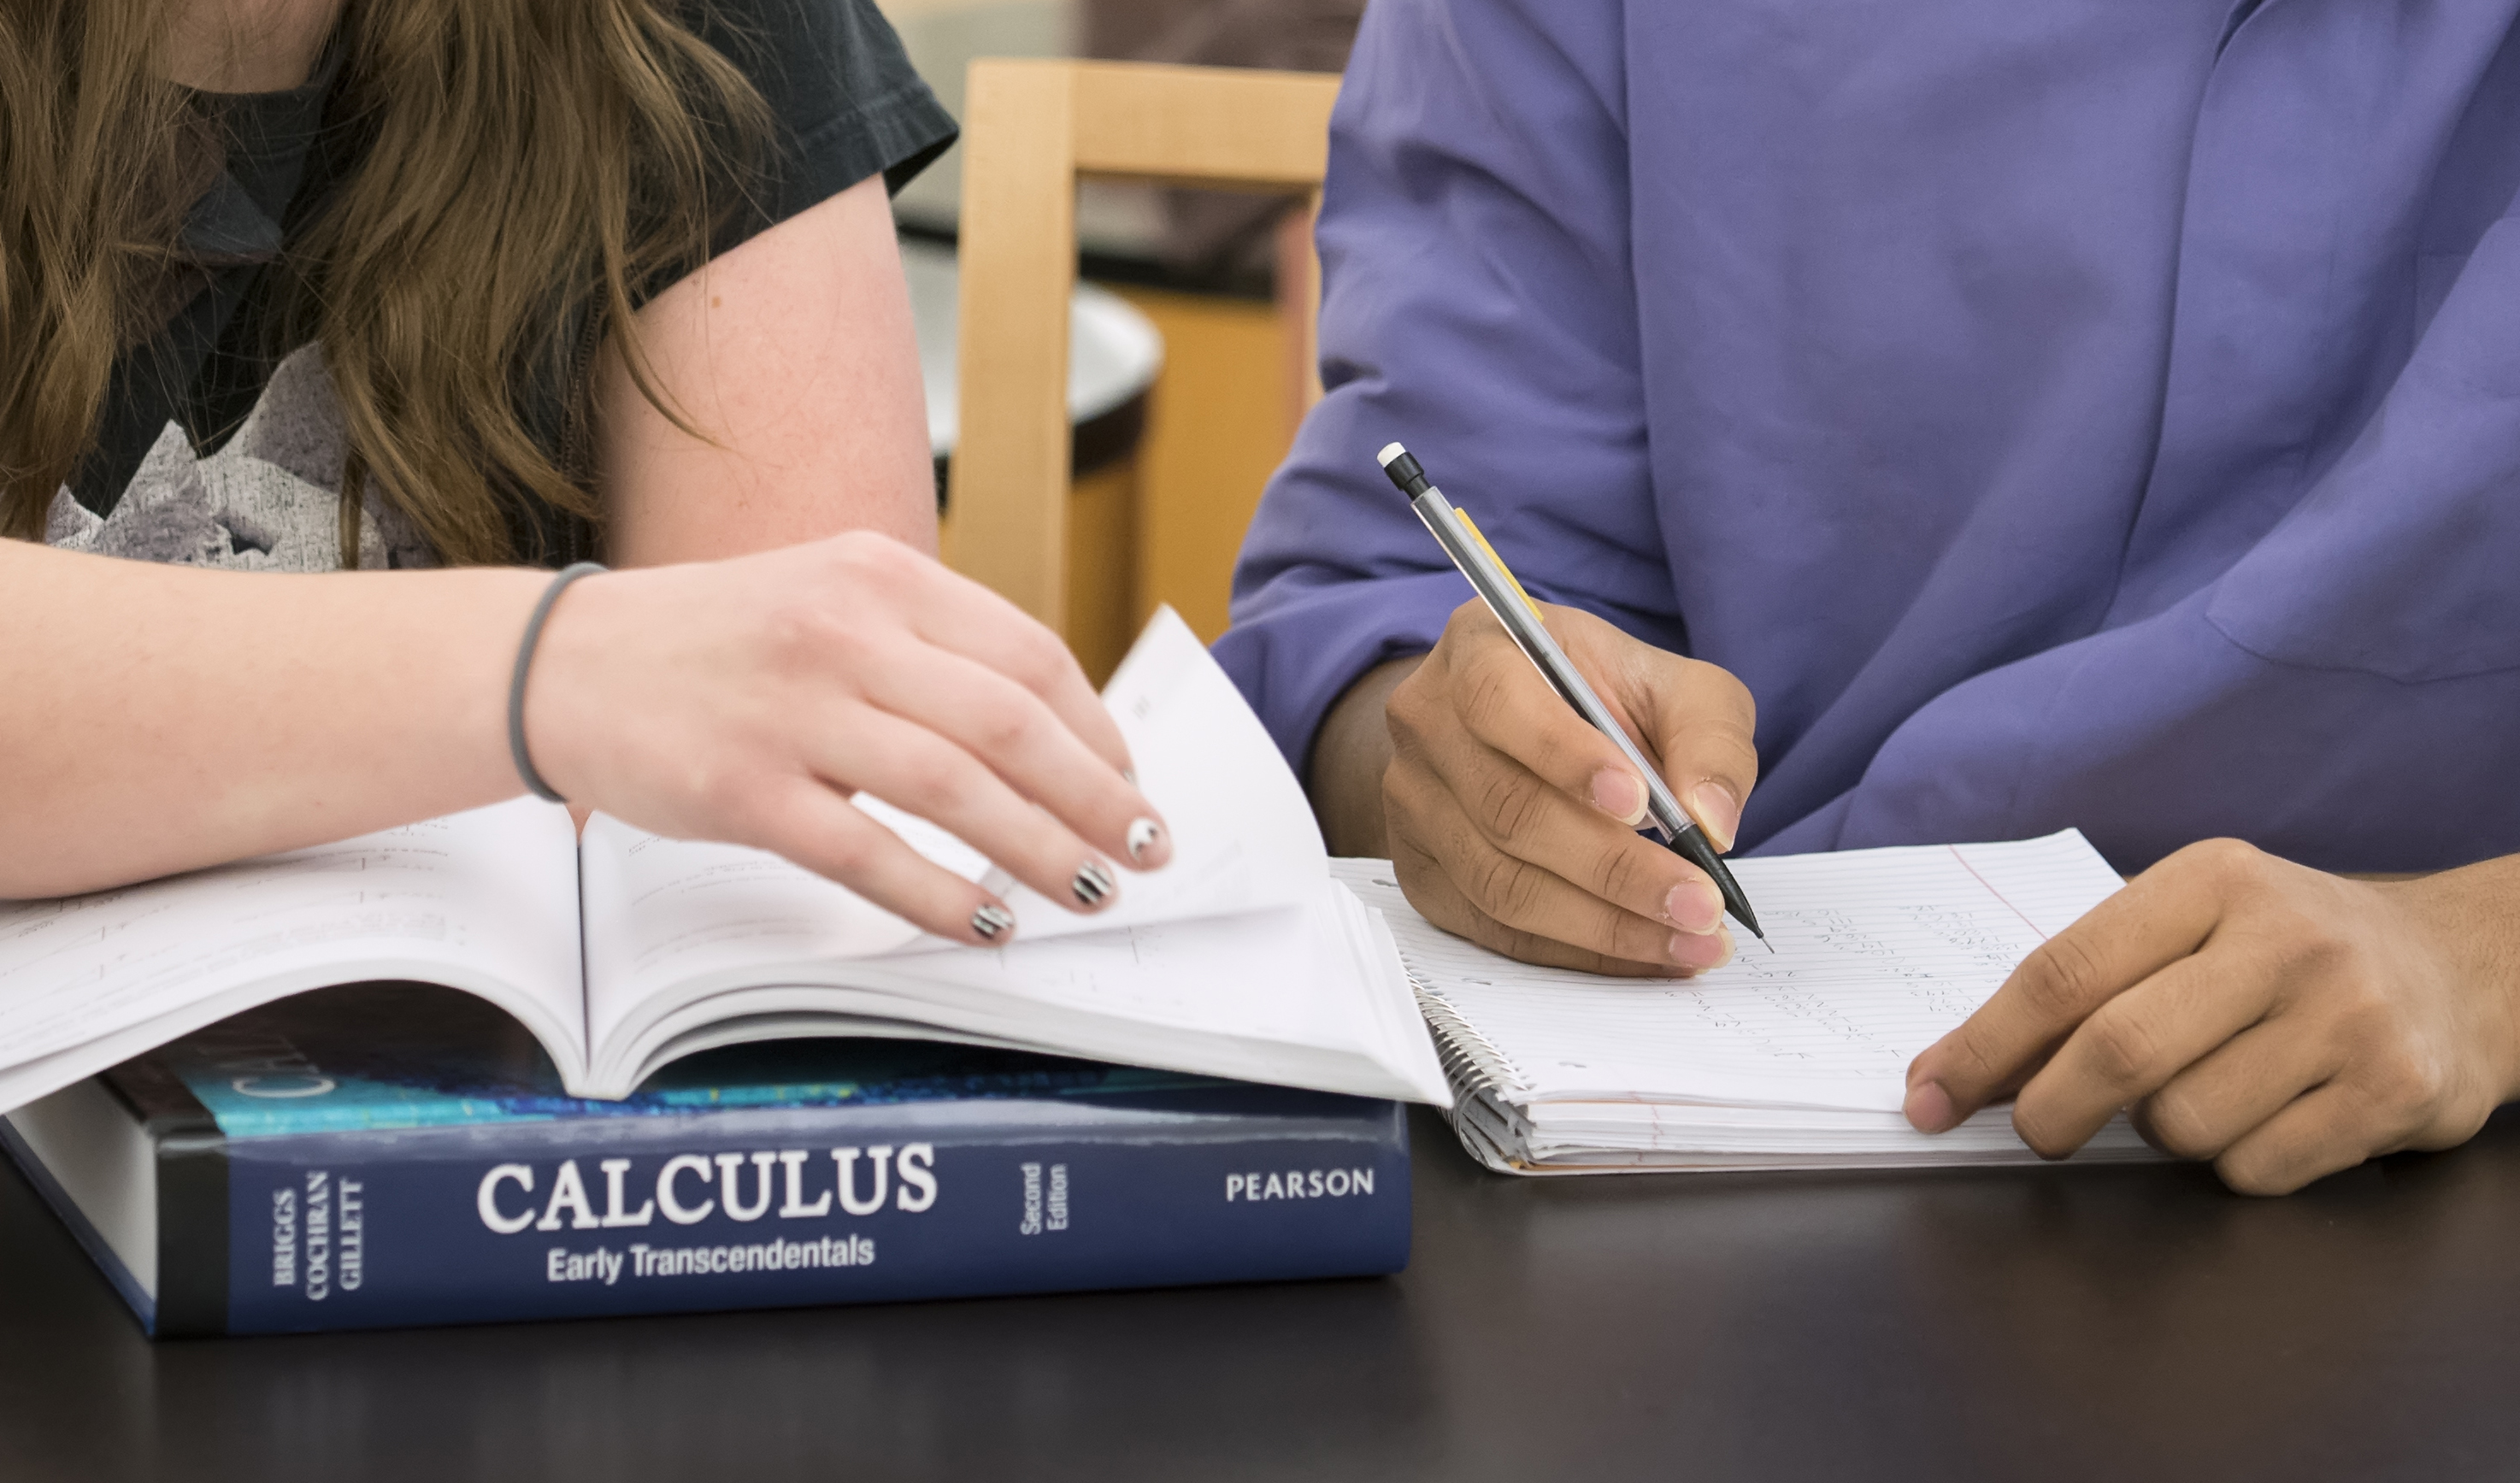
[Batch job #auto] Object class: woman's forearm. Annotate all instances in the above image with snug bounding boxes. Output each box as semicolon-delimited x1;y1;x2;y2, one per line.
5;529;1175;950
0;542;545;897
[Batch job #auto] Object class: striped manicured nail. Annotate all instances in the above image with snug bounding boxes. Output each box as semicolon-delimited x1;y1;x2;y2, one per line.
971;903;1016;941
1125;818;1163;863
1072;860;1116;908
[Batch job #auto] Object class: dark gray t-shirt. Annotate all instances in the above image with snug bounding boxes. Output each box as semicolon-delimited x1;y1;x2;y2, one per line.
48;0;954;572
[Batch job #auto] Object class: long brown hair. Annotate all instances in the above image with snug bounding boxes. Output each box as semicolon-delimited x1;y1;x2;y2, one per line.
0;0;769;563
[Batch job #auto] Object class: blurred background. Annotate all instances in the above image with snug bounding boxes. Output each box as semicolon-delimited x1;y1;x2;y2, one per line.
876;0;1362;672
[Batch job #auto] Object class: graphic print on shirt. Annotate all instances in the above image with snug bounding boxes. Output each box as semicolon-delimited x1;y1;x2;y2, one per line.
44;345;438;574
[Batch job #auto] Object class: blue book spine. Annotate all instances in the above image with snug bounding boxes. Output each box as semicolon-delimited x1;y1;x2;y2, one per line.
206;1094;1408;1335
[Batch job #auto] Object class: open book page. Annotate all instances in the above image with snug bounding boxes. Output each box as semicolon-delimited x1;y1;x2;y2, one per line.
577;606;1331;1062
779;880;1443;1098
1335;832;2125;1114
976;605;1326;941
581;880;1451;1104
0;800;586;1116
574;808;950;1054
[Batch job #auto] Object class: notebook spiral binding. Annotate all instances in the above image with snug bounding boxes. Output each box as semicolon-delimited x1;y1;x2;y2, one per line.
1407;981;1539;1173
1407;980;1530;1101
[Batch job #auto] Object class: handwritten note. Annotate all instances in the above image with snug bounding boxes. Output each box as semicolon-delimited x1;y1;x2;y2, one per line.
1334;832;2125;1114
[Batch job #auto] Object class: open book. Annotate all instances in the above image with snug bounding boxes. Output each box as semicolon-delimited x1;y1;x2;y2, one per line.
1337;834;2161;1174
0;611;1451;1117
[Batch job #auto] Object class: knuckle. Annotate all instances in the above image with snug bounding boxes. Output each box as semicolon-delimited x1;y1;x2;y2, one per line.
1714;663;1757;724
830;529;912;589
2362;1045;2448;1120
973;695;1048;761
759;591;847;671
886;750;967;810
1377;774;1410;845
1457;657;1519;739
2326;978;2397;1041
1384;683;1437;754
1602;904;1669;966
1380;751;1438;823
2013;933;2111;1022
850;527;913;571
1469;850;1550;926
1935;1025;2010;1090
692;763;763;830
2135;1088;2221;1161
2279;929;2352;987
2009;1102;2076;1160
1592;845;1645;910
2425;1096;2495;1149
1005;626;1074;695
1466;913;1540;963
1465;911;1630;976
2075;1003;2162;1092
1471;765;1551;844
1391;840;1441;895
813;825;880;880
1389;849;1455;923
2182;836;2270;892
1518;718;1581;781
1387;656;1434;707
1685;658;1759;731
1439;597;1492;644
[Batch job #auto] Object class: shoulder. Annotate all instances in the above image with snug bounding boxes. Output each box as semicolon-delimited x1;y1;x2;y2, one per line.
687;0;957;198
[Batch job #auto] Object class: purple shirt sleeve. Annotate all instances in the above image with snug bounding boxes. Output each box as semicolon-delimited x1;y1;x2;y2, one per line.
1213;0;1678;772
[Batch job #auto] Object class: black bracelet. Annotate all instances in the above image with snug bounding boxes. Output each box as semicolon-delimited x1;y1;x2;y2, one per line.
507;562;608;803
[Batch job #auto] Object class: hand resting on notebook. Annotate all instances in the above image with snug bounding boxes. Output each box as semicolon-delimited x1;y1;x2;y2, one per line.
1310;597;1757;977
1902;839;2520;1194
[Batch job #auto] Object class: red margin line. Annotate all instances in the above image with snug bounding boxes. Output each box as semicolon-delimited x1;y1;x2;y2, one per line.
1949;844;2046;940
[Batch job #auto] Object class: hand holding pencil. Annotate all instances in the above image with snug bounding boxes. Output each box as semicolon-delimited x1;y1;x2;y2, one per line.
1369;443;1765;977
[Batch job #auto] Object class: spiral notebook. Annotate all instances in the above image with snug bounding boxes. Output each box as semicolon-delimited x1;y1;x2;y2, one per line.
1336;833;2161;1174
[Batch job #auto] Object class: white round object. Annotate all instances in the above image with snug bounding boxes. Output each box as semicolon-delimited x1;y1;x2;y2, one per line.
901;237;1166;457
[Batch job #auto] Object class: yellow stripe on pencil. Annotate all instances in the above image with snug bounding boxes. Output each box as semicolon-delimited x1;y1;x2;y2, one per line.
1454;510;1545;621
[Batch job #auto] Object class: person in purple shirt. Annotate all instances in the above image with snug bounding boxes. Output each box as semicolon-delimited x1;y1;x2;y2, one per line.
1218;0;2520;1192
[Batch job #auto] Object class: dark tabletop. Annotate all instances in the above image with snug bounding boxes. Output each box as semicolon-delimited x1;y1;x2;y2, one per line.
9;1103;2519;1483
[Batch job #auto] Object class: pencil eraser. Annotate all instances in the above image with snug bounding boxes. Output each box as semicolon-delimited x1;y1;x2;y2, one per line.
1376;442;1407;468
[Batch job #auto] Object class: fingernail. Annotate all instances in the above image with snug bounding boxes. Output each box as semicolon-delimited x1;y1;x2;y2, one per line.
1662;879;1724;934
1072;860;1117;909
1904;1080;1960;1134
1667;925;1733;973
1589;768;1648;826
1122;768;1137;786
971;903;1016;942
1688;781;1741;853
1125;817;1166;865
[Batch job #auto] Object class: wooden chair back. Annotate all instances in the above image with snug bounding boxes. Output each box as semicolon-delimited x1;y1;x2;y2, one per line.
942;59;1341;638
